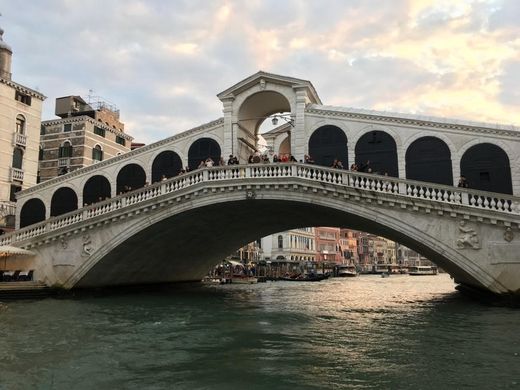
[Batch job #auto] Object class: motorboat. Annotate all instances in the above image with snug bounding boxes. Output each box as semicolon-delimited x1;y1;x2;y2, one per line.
337;265;357;277
408;265;438;275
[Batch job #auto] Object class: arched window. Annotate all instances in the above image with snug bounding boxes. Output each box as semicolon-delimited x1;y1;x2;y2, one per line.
92;145;103;162
278;235;283;249
12;148;23;169
51;187;78;217
152;151;183;182
59;141;73;158
308;125;348;168
38;145;44;161
460;143;512;194
188;138;221;170
405;137;453;185
16;114;26;134
20;198;46;228
355;131;398;176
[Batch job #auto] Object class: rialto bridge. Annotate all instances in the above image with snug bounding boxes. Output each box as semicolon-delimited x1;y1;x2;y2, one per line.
2;72;520;296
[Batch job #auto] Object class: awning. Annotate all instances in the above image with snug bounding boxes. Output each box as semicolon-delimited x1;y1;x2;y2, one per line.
0;245;35;257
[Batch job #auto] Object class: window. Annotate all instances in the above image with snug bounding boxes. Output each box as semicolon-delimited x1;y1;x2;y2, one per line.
116;136;126;146
9;185;22;202
38;146;44;161
94;126;106;137
92;145;103;161
278;235;283;249
15;91;32;106
63;123;72;132
58;141;73;158
16;115;25;134
12;148;23;169
40;124;46;135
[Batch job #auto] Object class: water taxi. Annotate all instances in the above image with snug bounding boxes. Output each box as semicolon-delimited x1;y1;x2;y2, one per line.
408;265;438;275
337;265;357;277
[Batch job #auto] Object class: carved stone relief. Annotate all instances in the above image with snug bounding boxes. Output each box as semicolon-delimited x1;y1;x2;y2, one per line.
456;220;480;249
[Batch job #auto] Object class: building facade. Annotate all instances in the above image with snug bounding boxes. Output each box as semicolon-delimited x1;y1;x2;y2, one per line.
39;95;133;182
0;26;45;233
261;228;316;262
314;227;342;263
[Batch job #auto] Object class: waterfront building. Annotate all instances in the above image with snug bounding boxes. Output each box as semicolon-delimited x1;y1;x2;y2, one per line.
261;228;316;261
0;25;45;233
339;229;359;264
39;95;133;182
315;227;342;263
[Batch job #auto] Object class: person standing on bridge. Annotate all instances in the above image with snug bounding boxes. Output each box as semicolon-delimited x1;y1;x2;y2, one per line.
458;176;469;188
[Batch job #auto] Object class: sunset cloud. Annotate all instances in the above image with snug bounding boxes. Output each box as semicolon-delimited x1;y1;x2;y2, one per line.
1;0;518;143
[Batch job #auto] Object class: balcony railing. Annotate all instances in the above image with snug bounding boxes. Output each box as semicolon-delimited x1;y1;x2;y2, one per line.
58;158;71;167
10;167;24;182
13;132;27;147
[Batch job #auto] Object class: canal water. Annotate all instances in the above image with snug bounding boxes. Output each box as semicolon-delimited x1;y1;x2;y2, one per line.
0;274;518;389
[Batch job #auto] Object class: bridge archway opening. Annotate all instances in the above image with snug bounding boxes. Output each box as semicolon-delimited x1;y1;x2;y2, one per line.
308;125;348;168
460;143;512;194
355;131;398;176
188;138;222;170
152;151;183;183
238;91;292;157
20;198;45;228
117;164;146;194
75;198;481;292
83;175;111;205
51;187;78;217
406;136;453;185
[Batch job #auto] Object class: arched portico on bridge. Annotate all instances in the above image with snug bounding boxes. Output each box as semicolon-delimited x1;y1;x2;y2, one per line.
50;187;78;217
20;198;46;228
406;136;453;185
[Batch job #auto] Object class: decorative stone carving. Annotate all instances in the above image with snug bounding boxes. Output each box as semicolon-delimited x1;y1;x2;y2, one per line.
81;234;93;257
259;78;266;90
456;220;480;249
504;227;514;242
246;190;256;199
60;237;68;249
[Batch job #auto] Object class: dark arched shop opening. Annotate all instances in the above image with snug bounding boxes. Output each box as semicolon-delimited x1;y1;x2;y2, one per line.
460;143;512;194
188;138;221;170
83;175;111;205
355;131;398;176
406;137;453;185
51;187;78;217
117;164;146;194
20;198;46;228
152;151;183;183
308;125;348;168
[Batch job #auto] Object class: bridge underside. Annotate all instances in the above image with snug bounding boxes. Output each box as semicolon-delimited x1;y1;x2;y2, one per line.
75;199;482;290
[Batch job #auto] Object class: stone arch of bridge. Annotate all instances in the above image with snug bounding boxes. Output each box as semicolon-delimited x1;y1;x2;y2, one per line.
69;190;497;292
50;186;78;217
308;125;349;168
187;137;222;170
405;136;454;186
355;130;398;176
151;150;183;183
20;197;46;228
116;163;147;194
83;174;112;205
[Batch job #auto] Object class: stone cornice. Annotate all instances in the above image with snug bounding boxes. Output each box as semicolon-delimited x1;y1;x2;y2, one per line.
19;117;225;196
306;105;520;138
0;77;46;100
42;116;133;141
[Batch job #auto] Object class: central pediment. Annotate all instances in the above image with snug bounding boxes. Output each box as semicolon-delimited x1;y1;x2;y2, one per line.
217;71;322;104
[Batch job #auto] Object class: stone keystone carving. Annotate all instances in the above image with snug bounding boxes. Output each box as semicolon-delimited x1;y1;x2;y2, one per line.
246;190;256;199
81;234;93;257
60;237;68;249
456;220;480;249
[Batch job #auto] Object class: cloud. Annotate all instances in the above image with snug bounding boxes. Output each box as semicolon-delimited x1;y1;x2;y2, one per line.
1;0;519;144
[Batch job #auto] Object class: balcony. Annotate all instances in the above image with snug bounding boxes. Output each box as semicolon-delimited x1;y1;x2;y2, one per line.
58;158;71;167
13;132;27;147
10;167;24;182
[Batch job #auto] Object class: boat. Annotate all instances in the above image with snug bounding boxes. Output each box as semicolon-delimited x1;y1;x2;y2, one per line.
280;273;329;282
381;272;390;278
408;265;438;276
337;265;357;277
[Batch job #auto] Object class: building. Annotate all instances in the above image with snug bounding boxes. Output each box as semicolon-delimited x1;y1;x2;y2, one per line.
39;95;133;182
261;228;316;262
314;227;342;263
0;25;45;233
339;229;359;264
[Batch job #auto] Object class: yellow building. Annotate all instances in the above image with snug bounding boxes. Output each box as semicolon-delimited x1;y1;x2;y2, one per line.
0;25;45;232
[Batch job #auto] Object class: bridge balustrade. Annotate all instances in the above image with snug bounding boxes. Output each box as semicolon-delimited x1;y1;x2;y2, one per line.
1;163;518;247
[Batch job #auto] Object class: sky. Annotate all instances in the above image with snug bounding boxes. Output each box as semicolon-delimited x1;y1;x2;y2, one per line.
1;0;519;144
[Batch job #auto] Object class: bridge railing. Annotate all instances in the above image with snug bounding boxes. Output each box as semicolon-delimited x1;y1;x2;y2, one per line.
1;163;518;246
